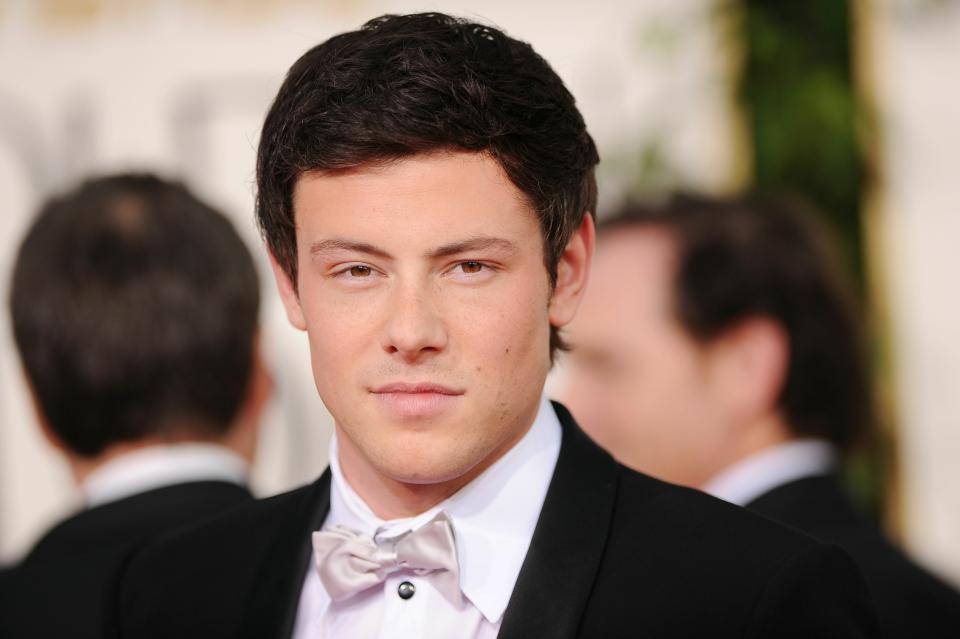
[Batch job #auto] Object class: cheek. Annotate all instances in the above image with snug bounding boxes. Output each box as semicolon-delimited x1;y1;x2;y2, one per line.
298;290;380;393
303;301;349;358
298;273;387;346
453;268;551;351
451;286;551;418
636;360;718;442
456;295;548;376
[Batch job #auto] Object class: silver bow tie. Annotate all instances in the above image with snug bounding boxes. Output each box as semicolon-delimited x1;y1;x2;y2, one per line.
312;511;461;605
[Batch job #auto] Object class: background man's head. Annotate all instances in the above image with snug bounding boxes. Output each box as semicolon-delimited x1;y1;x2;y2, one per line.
256;13;597;504
559;193;873;487
10;173;263;475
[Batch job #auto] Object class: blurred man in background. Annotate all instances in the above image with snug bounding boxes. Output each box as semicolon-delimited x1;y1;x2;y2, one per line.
0;174;271;639
560;193;960;638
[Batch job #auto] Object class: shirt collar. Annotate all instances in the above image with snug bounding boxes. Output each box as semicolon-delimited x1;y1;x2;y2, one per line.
325;395;562;624
82;442;248;508
702;438;838;506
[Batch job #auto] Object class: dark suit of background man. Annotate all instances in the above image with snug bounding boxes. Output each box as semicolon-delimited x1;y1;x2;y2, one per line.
0;174;272;639
560;194;960;638
107;14;880;638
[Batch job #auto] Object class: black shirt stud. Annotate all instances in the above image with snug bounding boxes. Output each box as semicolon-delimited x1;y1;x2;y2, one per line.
398;581;416;600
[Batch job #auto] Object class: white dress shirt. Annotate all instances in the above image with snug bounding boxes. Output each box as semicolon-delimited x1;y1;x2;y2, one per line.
292;396;562;639
82;442;248;508
702;438;837;507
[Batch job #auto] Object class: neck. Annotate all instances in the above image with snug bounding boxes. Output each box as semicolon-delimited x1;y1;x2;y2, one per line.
68;440;160;485
739;413;794;458
67;433;237;485
336;449;473;520
699;412;794;488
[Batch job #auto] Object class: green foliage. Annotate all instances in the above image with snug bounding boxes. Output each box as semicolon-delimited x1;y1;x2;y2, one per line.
740;0;866;286
741;0;885;514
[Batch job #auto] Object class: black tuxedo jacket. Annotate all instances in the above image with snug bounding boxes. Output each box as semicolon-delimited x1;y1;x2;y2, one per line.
747;475;960;638
108;405;880;638
0;480;251;639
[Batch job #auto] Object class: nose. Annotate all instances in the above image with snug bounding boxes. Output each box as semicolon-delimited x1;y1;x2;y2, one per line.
380;280;448;363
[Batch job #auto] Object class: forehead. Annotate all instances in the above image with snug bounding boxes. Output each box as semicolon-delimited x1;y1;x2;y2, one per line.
596;226;677;292
577;226;679;328
291;151;539;249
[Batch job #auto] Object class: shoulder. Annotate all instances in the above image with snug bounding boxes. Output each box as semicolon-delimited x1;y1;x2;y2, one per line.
25;481;254;564
1;482;257;638
613;466;821;554
107;477;327;639
553;401;831;557
0;511;137;638
121;477;319;584
839;526;960;635
584;467;880;637
146;479;312;544
750;475;960;634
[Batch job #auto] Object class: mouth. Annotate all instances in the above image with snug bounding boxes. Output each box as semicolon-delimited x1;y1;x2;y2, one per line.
369;382;465;418
371;382;463;395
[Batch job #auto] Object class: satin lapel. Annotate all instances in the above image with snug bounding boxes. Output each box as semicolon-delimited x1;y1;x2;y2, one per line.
240;469;332;639
498;402;619;639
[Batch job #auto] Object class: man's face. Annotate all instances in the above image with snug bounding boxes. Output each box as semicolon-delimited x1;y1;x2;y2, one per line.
275;151;586;488
557;227;737;487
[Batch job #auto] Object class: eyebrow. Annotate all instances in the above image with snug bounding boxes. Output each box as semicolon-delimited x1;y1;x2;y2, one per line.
309;236;519;261
429;236;519;259
309;239;391;260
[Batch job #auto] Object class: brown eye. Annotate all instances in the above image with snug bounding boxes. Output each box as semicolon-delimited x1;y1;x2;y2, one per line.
349;265;372;277
460;261;483;274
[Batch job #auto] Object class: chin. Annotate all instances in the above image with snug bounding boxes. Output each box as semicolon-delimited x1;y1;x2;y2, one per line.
378;457;475;486
372;430;492;486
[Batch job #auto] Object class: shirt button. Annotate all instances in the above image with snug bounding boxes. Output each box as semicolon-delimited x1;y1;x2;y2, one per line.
398;581;416;600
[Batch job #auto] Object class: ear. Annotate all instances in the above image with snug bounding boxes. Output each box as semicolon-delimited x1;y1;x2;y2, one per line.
710;316;789;422
548;214;596;329
268;250;307;331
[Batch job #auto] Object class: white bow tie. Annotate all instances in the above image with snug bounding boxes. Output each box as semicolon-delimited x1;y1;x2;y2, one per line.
312;511;462;606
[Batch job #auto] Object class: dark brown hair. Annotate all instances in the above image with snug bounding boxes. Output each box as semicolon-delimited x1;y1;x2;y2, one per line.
10;174;260;457
600;193;873;453
255;12;599;356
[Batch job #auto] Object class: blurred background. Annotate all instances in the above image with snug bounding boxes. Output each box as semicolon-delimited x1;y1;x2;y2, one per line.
0;0;958;587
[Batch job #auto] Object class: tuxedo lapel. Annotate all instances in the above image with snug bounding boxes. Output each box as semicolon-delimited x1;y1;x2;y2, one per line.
241;470;332;639
498;402;619;639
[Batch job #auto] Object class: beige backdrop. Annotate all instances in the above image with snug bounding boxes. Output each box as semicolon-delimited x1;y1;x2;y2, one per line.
1;0;957;590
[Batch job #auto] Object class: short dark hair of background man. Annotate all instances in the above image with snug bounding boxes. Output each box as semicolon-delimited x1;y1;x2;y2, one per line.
561;192;960;638
0;173;270;639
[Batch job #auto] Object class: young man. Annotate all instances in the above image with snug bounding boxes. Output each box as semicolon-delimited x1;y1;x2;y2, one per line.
560;194;960;638
108;14;879;638
0;174;270;639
